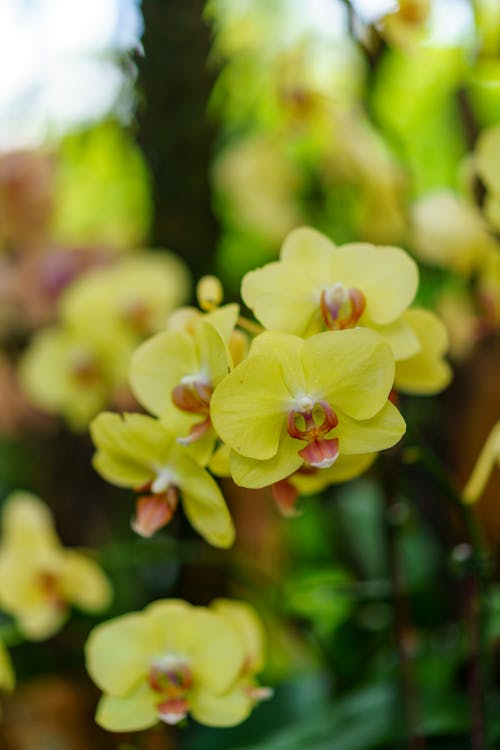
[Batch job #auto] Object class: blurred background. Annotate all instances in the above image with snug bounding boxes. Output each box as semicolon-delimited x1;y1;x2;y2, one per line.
0;0;499;748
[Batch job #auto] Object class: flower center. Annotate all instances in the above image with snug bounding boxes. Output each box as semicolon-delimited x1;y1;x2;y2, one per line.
320;283;365;331
287;399;339;468
171;376;213;445
148;656;193;725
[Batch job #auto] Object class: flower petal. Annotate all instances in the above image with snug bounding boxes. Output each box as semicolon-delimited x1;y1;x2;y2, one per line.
370;317;421;360
130;330;197;417
190;685;252;727
169;446;235;548
211;355;290;460
95;682;158;732
230;433;303;489
337;401;406;454
85;611;162;696
329;244;418;324
60;550;112;612
90;413;175;488
394;309;451;395
303;328;395;419
212;599;265;672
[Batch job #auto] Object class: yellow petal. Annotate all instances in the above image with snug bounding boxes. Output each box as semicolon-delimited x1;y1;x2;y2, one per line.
190;684;252;727
205;303;240;343
169;446;235;548
242;227;332;335
211;599;265;673
130;329;197;417
370;317;421;360
211;355;290;460
249;332;307;395
60;550;112;612
195;321;232;386
96;682;158;732
281;226;336;265
209;443;231;477
90;412;175;488
18;605;68;641
230;433;303;489
0;492;59;551
85;612;162;696
394;309;452;395
337;401;406;454
330;243;418;324
303;328;395;420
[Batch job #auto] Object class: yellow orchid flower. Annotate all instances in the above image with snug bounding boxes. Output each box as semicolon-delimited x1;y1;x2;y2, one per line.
241;227;419;361
19;323;133;431
0;492;111;641
130;319;234;465
90;412;234;548
61;252;191;339
394;309;452;395
85;598;269;731
211;328;406;489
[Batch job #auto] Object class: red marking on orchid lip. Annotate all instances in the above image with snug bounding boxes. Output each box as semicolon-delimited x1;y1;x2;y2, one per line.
299;437;339;468
131;487;178;537
157;698;189;725
272;479;301;517
287;400;338;441
320;286;366;330
171;381;212;414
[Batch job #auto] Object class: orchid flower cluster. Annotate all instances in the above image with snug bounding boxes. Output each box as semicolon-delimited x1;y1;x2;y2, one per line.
83;226;451;732
91;226;451;542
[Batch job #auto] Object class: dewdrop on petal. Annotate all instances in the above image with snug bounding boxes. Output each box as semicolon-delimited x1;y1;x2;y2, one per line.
197;276;224;311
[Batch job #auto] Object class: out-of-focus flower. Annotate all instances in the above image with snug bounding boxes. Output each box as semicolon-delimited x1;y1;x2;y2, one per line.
474;124;500;233
90;412;234;547
51;122;152;250
242;227;419;360
212;135;304;244
85;598;270;731
436;289;479;361
211;328;405;489
60;252;191;339
0;247;113;330
0;492;111;640
410;191;498;275
394;309;452;394
19;323;133;431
